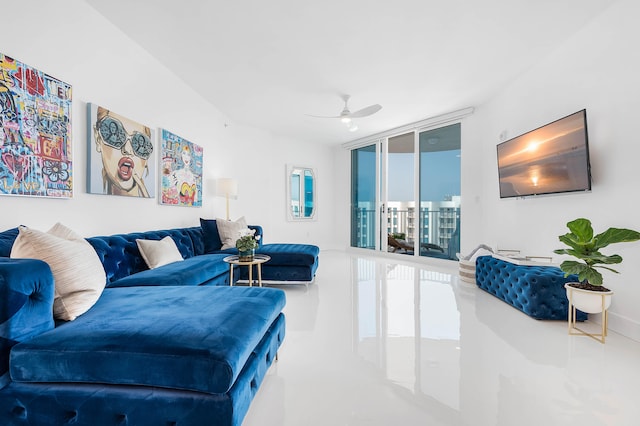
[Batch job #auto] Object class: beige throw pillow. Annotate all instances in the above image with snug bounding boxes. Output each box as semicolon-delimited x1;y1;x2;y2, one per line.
216;216;249;249
136;236;184;269
10;223;107;321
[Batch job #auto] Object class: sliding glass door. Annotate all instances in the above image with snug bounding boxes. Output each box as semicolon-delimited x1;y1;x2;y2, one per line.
386;132;415;253
351;144;378;249
418;124;461;259
350;123;461;260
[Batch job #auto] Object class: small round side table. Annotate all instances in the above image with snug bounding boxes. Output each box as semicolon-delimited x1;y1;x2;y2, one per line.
223;254;271;287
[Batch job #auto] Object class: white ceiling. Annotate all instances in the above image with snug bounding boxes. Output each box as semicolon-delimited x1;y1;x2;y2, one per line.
85;0;615;145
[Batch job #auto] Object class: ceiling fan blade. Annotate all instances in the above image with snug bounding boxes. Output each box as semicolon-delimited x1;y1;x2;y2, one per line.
305;113;343;119
348;104;382;118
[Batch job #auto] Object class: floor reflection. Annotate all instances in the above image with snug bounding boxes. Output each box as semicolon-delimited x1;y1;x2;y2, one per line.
352;257;461;414
244;250;640;426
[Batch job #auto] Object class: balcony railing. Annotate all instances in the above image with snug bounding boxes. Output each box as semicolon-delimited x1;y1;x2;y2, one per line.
353;207;460;260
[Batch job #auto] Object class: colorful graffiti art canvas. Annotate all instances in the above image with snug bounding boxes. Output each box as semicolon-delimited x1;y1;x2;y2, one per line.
87;103;156;198
160;129;203;207
0;53;72;198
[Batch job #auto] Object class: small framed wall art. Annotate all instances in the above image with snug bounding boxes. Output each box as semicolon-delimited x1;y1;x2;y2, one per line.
159;129;203;207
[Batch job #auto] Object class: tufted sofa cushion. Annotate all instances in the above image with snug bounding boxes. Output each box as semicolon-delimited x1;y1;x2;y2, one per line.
475;255;587;320
87;227;204;285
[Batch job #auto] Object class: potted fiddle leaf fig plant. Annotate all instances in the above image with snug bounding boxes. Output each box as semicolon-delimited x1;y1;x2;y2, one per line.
554;217;640;313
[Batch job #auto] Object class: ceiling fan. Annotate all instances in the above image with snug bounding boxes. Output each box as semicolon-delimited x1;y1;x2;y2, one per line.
308;95;382;131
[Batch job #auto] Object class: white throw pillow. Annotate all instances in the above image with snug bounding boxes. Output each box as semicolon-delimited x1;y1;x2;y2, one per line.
10;223;107;321
216;217;249;250
136;236;184;269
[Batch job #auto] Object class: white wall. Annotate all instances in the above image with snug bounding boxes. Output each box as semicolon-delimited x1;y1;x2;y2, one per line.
463;0;640;340
0;0;337;249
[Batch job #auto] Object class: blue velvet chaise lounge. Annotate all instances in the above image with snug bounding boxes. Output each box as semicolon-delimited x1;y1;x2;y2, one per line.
0;222;320;425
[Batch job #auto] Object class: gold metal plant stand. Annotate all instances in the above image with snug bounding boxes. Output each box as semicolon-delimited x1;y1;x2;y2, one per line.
567;287;609;344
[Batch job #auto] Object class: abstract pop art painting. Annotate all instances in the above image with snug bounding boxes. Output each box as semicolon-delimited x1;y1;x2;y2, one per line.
160;129;202;207
0;53;72;198
87;103;155;197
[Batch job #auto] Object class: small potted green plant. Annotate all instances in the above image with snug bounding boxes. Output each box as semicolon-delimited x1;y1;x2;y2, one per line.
236;228;260;261
554;218;640;313
391;232;406;240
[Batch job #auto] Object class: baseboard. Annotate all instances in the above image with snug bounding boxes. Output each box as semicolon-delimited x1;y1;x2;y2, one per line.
607;311;640;343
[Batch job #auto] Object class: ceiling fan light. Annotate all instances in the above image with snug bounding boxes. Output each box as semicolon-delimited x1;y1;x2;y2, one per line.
349;124;359;132
341;116;351;124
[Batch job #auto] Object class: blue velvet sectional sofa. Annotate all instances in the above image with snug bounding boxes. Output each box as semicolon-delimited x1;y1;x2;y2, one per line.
0;221;320;425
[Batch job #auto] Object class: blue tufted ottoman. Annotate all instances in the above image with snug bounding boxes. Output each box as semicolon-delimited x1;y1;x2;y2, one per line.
475;255;587;320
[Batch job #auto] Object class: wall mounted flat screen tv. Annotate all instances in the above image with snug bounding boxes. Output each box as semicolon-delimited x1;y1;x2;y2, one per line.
497;109;591;198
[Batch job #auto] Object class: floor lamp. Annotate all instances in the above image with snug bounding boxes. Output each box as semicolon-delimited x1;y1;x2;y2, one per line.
216;178;238;221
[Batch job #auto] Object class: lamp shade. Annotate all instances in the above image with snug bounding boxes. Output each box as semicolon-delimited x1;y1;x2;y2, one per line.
216;178;238;200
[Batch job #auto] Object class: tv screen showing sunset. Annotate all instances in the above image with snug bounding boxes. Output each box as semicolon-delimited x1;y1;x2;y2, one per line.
497;110;591;198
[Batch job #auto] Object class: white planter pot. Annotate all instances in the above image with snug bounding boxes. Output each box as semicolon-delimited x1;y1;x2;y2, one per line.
565;283;613;314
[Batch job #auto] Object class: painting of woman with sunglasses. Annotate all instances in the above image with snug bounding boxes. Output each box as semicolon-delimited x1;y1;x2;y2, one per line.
88;104;155;197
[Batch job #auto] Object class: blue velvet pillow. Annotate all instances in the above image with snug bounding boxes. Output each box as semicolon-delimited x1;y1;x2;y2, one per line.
200;218;223;253
0;227;19;257
200;219;264;254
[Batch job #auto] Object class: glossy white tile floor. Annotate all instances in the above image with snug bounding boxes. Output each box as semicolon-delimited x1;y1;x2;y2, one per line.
243;250;640;426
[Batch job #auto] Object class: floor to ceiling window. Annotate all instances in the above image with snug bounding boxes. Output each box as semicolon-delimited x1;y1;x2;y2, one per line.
418;124;461;259
387;132;415;252
351;144;378;249
349;117;463;260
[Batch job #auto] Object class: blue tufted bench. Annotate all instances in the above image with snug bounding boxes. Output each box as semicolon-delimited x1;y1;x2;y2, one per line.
475;255;587;321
